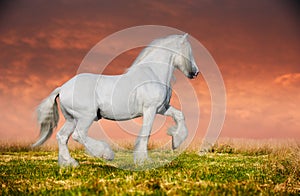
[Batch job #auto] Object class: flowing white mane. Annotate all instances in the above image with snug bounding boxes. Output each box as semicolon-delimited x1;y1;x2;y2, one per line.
127;35;193;74
128;35;187;71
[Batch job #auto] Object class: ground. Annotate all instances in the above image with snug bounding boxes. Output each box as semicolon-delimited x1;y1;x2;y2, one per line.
0;139;299;195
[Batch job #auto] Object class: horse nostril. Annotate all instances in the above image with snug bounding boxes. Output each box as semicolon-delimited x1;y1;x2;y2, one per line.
188;71;199;79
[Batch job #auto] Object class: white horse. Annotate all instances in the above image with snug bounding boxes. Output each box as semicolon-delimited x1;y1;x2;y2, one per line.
32;34;199;167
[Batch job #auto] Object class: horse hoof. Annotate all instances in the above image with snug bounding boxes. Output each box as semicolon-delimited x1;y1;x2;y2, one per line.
172;136;180;149
172;132;187;150
133;150;149;165
103;149;115;161
198;150;207;156
58;158;79;167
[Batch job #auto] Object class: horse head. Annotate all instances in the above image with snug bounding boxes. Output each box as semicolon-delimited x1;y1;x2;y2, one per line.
173;33;199;79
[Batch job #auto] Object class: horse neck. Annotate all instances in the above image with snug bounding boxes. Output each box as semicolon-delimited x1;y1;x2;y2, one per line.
135;49;175;86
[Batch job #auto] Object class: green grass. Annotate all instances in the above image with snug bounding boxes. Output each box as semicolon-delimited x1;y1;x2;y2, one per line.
0;140;299;195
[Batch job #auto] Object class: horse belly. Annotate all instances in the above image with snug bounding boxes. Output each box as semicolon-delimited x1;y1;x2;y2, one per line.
97;78;142;121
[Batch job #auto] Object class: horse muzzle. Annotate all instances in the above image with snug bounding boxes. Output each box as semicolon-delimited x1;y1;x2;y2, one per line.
188;71;199;79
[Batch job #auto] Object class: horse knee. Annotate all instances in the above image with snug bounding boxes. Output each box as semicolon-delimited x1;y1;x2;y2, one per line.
175;111;185;121
56;132;68;143
72;131;83;143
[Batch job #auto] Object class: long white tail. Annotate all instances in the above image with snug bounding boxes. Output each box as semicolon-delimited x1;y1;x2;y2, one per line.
32;87;61;147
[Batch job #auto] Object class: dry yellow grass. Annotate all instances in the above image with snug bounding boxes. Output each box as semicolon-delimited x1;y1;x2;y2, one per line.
0;138;299;194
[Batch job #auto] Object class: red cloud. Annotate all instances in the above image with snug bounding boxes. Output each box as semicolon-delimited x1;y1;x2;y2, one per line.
1;0;300;142
274;73;300;87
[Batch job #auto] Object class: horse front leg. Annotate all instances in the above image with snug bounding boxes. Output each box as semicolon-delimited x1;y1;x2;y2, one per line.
134;107;156;164
162;106;188;149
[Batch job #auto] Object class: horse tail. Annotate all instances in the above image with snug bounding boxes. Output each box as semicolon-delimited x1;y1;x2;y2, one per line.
32;87;61;147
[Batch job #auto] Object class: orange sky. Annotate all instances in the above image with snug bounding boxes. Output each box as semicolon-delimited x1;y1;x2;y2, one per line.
0;0;299;143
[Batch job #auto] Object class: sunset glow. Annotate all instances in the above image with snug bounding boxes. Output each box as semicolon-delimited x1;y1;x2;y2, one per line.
0;0;299;143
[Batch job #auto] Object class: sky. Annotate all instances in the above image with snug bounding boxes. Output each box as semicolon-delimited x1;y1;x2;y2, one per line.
0;0;299;144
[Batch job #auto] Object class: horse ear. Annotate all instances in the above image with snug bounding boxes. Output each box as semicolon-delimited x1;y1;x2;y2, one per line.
181;33;188;43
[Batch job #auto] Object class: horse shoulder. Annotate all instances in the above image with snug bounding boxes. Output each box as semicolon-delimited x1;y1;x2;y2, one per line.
136;82;167;107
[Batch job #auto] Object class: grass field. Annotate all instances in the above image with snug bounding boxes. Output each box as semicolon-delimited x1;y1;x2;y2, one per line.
0;139;299;195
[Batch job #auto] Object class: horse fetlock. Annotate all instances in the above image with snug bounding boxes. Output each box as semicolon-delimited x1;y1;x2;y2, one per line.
167;126;177;136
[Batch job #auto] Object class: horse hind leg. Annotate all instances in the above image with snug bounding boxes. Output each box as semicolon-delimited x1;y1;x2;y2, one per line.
56;119;78;167
72;118;114;161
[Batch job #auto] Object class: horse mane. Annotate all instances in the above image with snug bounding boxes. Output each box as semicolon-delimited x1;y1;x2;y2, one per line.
127;35;182;72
